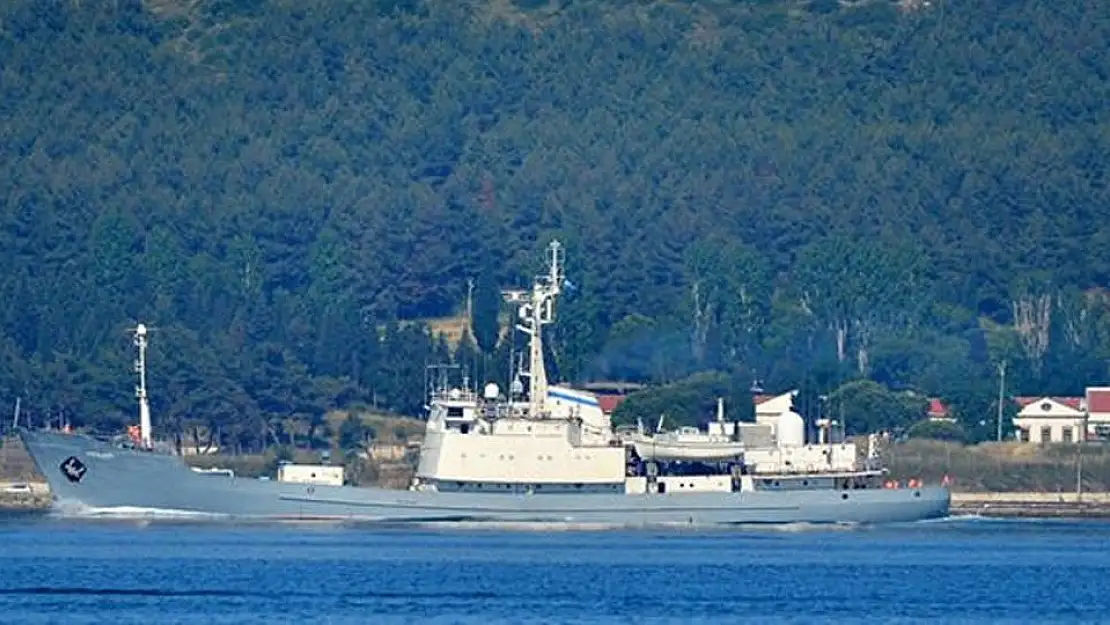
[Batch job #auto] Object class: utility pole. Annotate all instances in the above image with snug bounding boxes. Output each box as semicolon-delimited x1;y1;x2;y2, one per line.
466;278;475;335
1077;436;1084;502
1077;407;1086;502
996;361;1007;442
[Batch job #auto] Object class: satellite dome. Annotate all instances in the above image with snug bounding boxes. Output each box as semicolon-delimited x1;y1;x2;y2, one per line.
483;382;501;400
776;410;805;448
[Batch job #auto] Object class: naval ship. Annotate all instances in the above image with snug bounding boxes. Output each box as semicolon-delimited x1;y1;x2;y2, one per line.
18;240;950;526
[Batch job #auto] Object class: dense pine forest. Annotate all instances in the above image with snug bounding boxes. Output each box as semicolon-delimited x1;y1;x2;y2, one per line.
1;0;1108;451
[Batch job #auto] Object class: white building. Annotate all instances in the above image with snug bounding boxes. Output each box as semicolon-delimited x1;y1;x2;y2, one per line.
1013;396;1085;443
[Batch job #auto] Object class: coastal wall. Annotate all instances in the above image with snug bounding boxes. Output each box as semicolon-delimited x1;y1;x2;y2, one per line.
951;492;1110;518
0;435;51;512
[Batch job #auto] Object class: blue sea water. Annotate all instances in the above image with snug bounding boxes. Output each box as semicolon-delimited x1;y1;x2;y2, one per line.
1;515;1109;624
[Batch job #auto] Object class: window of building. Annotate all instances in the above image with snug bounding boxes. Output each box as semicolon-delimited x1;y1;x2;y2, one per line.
1062;427;1074;443
1040;426;1052;443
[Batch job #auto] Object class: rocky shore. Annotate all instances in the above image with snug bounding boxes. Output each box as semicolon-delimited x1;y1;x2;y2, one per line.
1;436;50;513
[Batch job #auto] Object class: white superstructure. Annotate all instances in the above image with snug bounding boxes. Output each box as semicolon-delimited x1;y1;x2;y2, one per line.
624;393;861;475
411;240;886;497
414;241;630;493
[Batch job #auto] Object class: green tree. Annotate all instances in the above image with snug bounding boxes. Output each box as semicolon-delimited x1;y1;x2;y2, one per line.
611;371;755;429
471;269;502;355
825;379;928;436
338;414;374;452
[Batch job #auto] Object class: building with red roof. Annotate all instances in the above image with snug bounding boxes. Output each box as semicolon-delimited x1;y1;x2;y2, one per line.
926;398;953;422
1086;387;1110;440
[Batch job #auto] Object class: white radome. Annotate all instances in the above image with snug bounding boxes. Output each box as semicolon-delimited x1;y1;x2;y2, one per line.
483;382;500;400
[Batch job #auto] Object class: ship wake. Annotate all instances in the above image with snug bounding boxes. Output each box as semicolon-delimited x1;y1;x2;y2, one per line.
50;499;231;521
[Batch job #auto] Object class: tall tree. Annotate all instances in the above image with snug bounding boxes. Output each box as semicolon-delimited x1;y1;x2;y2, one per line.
470;268;501;355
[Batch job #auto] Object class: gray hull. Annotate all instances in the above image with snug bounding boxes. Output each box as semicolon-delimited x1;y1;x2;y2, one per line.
19;429;950;526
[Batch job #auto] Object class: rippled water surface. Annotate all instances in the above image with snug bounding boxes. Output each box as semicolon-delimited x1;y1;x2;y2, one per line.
2;515;1109;624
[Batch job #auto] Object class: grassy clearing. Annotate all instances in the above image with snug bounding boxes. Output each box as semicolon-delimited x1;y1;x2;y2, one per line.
884;439;1110;493
422;313;512;349
424;315;473;347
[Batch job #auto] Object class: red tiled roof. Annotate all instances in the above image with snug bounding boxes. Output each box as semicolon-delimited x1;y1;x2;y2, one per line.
927;398;948;417
1087;388;1110;413
1014;396;1083;410
597;395;626;415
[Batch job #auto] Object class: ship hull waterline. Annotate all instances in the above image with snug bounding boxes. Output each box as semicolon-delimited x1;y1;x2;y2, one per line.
19;429;950;526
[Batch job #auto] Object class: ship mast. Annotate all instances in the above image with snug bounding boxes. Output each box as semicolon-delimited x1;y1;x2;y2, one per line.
132;323;152;449
504;240;565;418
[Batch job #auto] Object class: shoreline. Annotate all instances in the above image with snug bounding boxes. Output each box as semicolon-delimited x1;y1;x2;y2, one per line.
950;492;1110;518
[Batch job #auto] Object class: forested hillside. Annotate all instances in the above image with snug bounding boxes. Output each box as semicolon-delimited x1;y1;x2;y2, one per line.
1;0;1108;449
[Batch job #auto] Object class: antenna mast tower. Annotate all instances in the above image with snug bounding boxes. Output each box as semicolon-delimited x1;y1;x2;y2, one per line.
133;323;152;448
503;240;566;418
